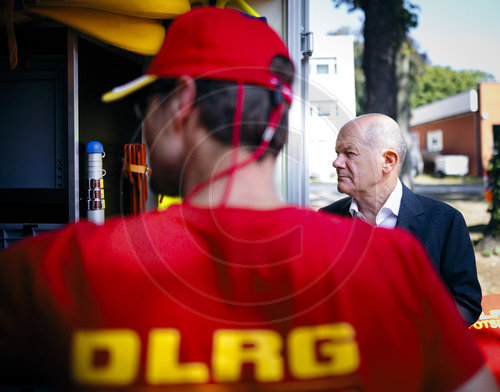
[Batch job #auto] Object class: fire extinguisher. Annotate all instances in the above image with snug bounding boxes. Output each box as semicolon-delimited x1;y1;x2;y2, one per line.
86;141;106;224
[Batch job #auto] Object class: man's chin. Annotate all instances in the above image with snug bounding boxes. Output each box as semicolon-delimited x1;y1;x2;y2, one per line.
336;181;351;196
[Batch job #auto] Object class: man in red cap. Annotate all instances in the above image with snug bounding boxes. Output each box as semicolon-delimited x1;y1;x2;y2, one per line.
0;6;498;391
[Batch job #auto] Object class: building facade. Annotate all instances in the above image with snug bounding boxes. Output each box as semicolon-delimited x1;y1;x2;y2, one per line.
307;34;356;182
410;83;500;177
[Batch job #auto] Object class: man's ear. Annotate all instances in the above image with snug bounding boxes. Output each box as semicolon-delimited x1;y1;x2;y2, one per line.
382;149;399;174
172;75;196;130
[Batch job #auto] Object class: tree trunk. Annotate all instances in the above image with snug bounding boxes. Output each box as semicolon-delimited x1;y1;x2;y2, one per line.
396;41;413;189
361;0;403;120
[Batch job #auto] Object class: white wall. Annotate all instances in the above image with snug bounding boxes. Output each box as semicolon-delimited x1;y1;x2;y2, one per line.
307;34;356;182
309;34;356;117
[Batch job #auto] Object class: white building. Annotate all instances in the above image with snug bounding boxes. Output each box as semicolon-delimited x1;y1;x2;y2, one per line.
307;34;356;182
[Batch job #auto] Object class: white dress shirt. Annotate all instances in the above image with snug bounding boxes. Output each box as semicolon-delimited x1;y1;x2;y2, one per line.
349;179;403;228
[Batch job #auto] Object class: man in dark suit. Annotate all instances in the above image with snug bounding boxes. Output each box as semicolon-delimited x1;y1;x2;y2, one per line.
320;113;482;326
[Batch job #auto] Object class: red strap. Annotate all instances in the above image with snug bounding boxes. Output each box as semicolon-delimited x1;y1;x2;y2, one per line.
185;102;285;204
220;83;245;206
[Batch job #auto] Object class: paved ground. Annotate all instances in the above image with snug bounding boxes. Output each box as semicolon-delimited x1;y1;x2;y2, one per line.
309;177;500;295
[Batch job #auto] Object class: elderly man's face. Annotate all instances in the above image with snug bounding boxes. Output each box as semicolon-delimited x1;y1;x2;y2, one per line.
332;121;384;197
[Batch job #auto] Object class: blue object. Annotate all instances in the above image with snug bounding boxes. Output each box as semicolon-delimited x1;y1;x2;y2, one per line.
239;11;267;24
85;141;104;153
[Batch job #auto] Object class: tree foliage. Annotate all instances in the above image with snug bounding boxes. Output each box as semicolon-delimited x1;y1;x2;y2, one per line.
353;38;366;115
410;65;495;108
477;129;500;251
488;152;500;236
335;27;495;114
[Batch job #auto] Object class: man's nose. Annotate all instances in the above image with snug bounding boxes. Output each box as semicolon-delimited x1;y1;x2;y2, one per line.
333;155;344;169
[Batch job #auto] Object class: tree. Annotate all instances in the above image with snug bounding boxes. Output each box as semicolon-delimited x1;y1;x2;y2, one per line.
338;31;494;113
476;133;500;254
332;0;419;120
331;0;418;186
410;65;495;108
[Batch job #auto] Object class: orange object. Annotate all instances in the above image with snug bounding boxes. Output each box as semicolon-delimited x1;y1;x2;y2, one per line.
470;294;500;385
486;189;493;203
124;143;150;214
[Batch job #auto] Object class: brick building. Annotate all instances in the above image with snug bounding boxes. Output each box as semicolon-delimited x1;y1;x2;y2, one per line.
411;83;500;177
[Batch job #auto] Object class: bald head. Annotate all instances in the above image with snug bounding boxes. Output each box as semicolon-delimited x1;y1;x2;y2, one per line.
333;113;407;202
341;114;407;168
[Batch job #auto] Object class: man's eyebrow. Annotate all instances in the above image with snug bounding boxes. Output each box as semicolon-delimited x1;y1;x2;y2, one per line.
336;142;357;151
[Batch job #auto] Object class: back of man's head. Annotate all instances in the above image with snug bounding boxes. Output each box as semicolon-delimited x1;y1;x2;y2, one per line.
102;7;295;156
193;56;294;156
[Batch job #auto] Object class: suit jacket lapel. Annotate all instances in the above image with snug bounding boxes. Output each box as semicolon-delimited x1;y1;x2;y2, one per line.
338;197;353;217
396;183;425;235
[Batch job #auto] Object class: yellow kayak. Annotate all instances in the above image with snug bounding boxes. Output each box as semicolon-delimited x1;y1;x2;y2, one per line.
27;7;165;55
23;0;190;19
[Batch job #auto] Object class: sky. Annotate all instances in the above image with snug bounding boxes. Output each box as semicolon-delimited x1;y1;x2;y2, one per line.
309;0;500;81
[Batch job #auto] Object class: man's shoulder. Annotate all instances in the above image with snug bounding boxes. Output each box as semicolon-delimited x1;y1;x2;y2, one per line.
316;205;421;252
319;196;352;215
0;207;184;261
404;187;463;217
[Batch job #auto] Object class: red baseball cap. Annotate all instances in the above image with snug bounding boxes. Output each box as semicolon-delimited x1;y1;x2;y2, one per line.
102;7;294;103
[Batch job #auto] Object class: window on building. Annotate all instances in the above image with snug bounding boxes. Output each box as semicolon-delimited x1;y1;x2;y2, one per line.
426;130;443;152
316;64;329;74
317;103;331;116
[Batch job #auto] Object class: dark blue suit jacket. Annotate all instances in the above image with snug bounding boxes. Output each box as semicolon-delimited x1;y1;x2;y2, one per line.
320;183;482;326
